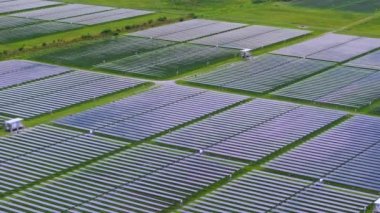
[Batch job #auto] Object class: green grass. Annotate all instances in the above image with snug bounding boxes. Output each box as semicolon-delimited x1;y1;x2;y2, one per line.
1;0;376;53
0;12;180;53
62;0;374;31
1;0;380;211
342;15;380;37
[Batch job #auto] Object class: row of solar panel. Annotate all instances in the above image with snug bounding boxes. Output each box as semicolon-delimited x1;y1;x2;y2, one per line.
130;19;311;49
186;52;380;109
0;0;61;14
0;140;246;212
55;85;247;141
266;115;380;192
0;60;144;118
12;3;153;26
0;3;153;43
181;171;377;213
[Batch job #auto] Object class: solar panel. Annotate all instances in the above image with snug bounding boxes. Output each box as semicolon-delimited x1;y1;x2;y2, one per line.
191;25;279;46
55;85;247;141
0;0;62;14
346;50;380;70
272;33;358;58
13;4;113;21
186;54;335;94
265;115;380;181
0;70;144;118
58;8;153;25
0;21;82;44
157;99;346;161
0;144;246;212
0;125;125;195
225;28;309;50
273;66;380;108
326;142;380;192
129;19;247;42
96;43;238;79
181;170;377;213
0;60;70;89
0;16;41;30
192;26;310;50
181;171;311;212
37;36;175;67
273;184;377;212
308;37;380;62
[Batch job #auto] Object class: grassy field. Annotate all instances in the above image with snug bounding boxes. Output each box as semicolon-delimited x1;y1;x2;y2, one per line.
63;0;369;31
1;1;380;212
0;0;379;59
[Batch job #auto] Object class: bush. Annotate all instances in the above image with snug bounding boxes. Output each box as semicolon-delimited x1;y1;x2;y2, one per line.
101;29;112;35
157;16;167;22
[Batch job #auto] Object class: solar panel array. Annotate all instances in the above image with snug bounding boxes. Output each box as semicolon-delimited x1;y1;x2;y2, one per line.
0;144;246;212
273;184;377;213
308;37;380;62
186;54;335;93
0;3;153;43
0;71;144;118
59;8;153;25
13;4;114;20
326;142;380;192
0;21;82;44
130;19;247;42
265;115;380;192
0;16;40;30
0;0;62;14
158;99;346;161
346;50;380;70
55;85;247;141
0;60;70;89
272;33;380;62
274;66;380;108
13;3;152;25
38;36;175;67
191;25;311;50
96;43;238;79
181;171;377;213
0;125;125;195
